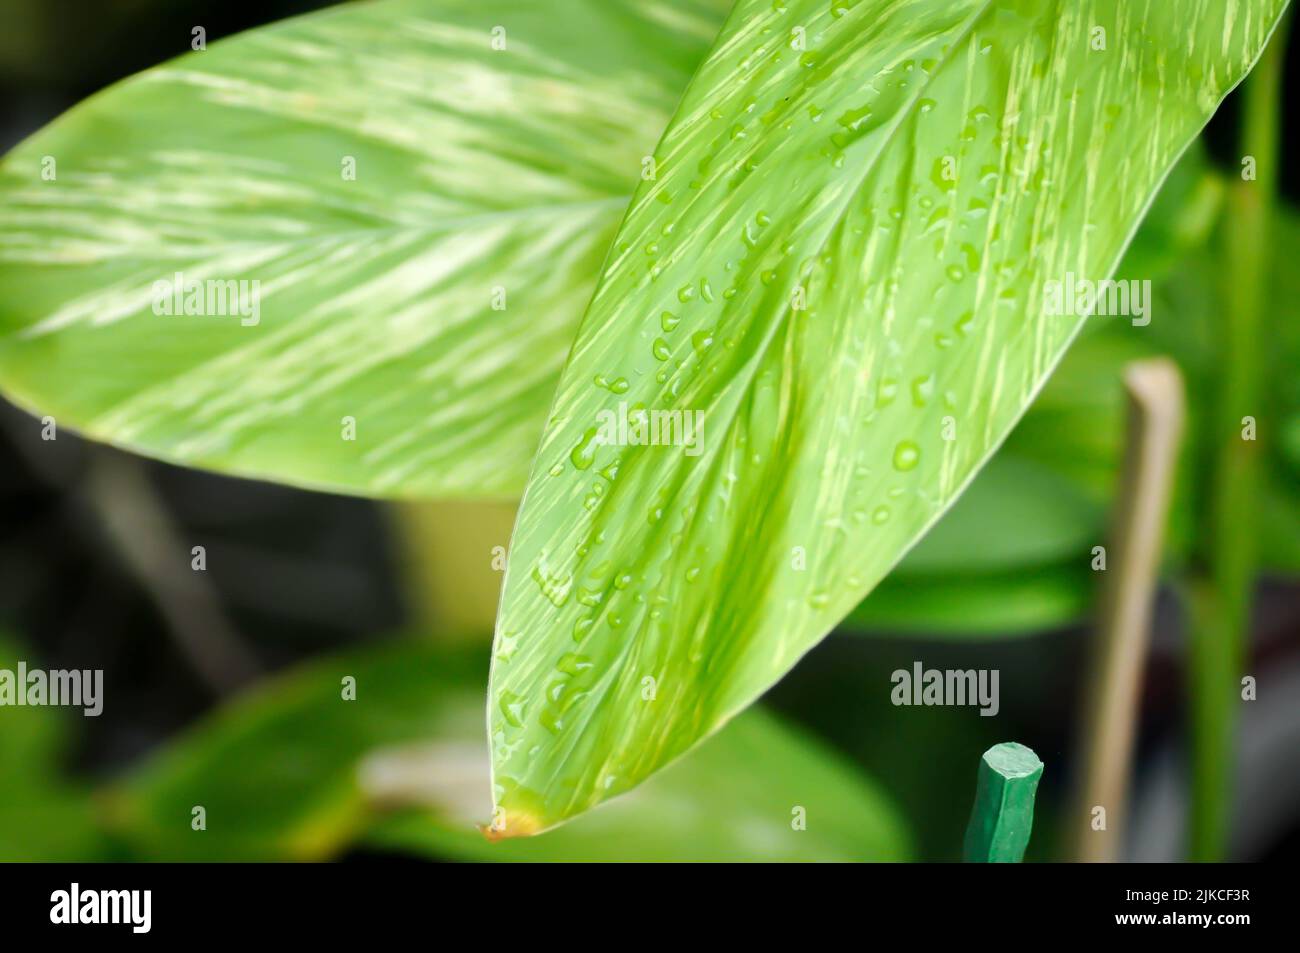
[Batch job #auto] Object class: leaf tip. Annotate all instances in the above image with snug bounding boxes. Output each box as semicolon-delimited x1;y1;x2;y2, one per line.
479;810;544;841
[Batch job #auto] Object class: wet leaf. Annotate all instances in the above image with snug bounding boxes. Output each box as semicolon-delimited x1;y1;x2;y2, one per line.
490;0;1290;831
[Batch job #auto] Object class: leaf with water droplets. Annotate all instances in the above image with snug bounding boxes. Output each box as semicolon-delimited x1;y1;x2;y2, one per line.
490;0;1290;832
0;0;729;498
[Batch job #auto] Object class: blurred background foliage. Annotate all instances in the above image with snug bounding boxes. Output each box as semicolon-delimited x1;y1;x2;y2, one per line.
1;0;1298;861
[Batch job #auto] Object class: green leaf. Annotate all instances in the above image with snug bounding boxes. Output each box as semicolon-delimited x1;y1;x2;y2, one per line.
844;562;1090;637
892;455;1101;575
490;0;1290;832
0;0;728;498
842;147;1219;637
842;455;1100;636
0;636;106;860
110;641;910;861
109;645;483;860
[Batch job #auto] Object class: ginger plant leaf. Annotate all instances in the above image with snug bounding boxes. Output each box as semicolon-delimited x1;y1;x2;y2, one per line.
489;0;1290;832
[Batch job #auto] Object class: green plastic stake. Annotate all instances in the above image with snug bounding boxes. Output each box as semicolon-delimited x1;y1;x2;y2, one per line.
963;742;1044;863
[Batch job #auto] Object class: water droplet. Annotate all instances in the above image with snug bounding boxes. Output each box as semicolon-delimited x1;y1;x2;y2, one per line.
531;560;572;607
499;691;525;728
661;310;680;332
872;505;891;524
892;440;920;472
911;374;934;407
570;427;600;470
838;103;872;131
876;377;897;408
653;338;671;361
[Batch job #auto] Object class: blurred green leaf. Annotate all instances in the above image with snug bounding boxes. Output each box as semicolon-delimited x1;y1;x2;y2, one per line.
842;456;1099;636
0;636;105;861
0;0;728;499
844;563;1090;638
110;641;911;861
490;0;1287;831
893;455;1102;575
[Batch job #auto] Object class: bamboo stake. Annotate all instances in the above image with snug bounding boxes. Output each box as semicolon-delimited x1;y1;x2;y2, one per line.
1072;358;1185;861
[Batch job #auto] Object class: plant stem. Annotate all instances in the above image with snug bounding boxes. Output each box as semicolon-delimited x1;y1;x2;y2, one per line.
87;455;260;695
1187;17;1288;861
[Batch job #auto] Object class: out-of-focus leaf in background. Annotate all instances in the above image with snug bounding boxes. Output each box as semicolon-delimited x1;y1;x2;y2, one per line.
0;0;729;499
0;635;105;860
488;0;1291;832
107;641;911;861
